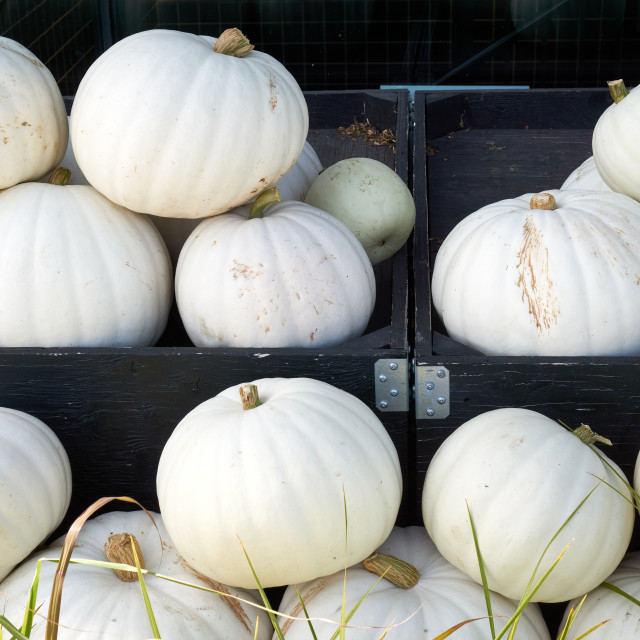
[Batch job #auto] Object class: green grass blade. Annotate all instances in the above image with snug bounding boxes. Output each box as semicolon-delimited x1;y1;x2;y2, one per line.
600;581;640;608
466;501;495;639
130;534;161;639
556;594;587;640
238;537;283;640
0;616;29;640
294;588;319;640
493;539;572;640
18;559;44;637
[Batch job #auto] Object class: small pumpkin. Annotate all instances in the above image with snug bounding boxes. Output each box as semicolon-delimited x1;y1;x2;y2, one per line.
560;155;612;192
422;408;634;603
0;37;68;189
0;170;173;346
70;28;309;218
156;377;403;589
175;188;375;348
0;510;270;639
304;157;416;265
0;407;72;581
277;525;551;639
592;79;640;201
431;189;640;355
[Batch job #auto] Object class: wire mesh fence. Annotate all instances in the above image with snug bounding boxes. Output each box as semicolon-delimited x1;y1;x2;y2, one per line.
2;0;639;94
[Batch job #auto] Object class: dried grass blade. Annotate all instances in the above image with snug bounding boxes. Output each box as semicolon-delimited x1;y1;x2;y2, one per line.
44;496;151;640
430;617;492;639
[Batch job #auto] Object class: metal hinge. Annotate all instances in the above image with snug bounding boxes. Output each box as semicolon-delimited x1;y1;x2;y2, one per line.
414;365;450;419
374;359;410;412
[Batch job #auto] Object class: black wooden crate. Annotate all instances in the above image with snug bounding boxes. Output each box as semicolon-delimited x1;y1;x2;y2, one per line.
0;89;416;533
412;87;640;514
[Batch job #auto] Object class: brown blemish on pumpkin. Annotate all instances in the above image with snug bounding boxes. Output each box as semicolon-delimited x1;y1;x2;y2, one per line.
230;259;263;280
268;73;278;111
515;214;559;332
185;565;253;633
0;42;45;67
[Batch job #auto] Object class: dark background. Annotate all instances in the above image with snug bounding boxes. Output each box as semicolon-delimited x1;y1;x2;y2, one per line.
1;0;639;96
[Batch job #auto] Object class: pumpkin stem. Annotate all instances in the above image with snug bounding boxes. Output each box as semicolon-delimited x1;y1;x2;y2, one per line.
529;192;556;210
572;423;613;447
213;28;255;57
607;79;629;104
362;552;420;589
248;187;281;220
239;384;262;410
104;533;146;582
48;167;71;186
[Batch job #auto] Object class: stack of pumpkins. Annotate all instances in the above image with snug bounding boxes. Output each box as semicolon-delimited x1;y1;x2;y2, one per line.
431;78;640;357
4;386;640;638
0;29;415;350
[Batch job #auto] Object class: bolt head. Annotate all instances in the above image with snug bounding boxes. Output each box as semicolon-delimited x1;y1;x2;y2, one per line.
389;362;398;370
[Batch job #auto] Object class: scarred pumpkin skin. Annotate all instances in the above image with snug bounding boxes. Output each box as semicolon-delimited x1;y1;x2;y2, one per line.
70;28;309;218
431;189;640;356
0;37;68;189
175;198;376;348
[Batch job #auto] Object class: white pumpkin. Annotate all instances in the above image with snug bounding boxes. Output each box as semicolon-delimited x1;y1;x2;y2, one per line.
0;37;68;189
276;526;551;639
304;157;416;265
150;140;323;268
431;189;640;355
70;28;309;218
558;551;640;639
156;377;403;589
0;174;173;346
0;407;72;582
175;189;375;348
0;510;270;639
422;408;634;603
592;79;640;201
560;155;612;192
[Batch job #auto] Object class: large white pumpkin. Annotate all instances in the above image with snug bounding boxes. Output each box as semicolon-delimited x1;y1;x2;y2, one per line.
156;377;403;589
431;189;640;355
0;176;173;346
422;408;634;603
558;551;640;639
277;526;551;639
70;28;309;218
0;407;72;582
0;37;68;189
592;79;640;201
175;190;376;348
0;510;270;639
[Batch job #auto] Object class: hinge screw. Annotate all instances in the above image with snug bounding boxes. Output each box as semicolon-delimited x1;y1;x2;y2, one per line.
425;382;435;390
437;396;446;405
379;400;389;409
437;369;446;378
389;362;398;370
379;374;387;383
426;408;435;416
390;389;398;397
